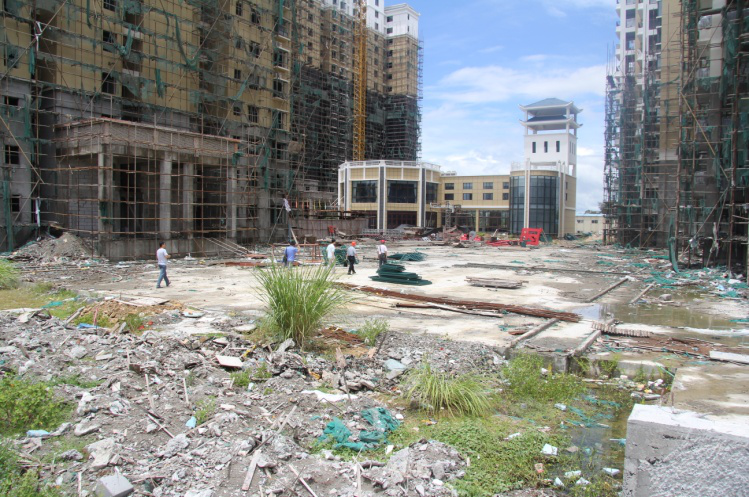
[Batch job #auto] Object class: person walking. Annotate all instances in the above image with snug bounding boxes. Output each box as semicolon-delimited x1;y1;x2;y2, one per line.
376;239;388;267
326;238;337;267
347;241;357;275
283;240;298;268
156;242;171;289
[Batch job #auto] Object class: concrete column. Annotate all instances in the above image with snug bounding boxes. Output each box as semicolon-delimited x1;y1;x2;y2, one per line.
227;167;237;239
159;155;172;239
378;165;386;231
182;163;194;238
97;153;113;241
524;169;531;229
559;171;564;237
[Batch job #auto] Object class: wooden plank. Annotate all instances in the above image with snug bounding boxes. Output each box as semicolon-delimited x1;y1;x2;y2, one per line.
241;449;263;491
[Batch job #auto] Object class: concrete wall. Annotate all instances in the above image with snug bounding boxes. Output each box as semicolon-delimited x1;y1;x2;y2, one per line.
624;405;749;497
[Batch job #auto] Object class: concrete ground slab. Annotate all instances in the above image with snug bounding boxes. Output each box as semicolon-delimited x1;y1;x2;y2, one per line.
624;405;749;497
672;363;749;423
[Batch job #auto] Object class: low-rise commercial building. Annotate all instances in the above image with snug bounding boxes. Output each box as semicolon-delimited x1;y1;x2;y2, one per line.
338;98;581;236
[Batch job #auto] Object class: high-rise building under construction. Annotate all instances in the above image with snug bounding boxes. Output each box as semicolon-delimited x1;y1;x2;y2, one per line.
0;0;422;258
605;0;748;269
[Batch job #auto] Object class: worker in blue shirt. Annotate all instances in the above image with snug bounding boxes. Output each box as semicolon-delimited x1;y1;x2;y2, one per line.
284;240;298;267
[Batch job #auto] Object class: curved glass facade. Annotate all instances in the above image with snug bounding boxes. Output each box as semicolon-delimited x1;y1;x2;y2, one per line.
510;176;525;234
529;176;559;236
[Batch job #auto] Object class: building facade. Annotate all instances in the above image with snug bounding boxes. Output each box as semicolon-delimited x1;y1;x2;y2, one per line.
0;0;423;257
510;98;579;237
605;0;747;270
339;98;580;236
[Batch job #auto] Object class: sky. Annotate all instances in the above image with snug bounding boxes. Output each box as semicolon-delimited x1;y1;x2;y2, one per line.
403;0;617;213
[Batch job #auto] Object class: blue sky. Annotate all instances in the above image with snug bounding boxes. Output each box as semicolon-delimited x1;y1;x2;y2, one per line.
404;0;617;212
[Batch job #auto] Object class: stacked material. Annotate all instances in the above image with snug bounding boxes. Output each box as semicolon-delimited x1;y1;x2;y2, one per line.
387;252;426;262
370;263;431;286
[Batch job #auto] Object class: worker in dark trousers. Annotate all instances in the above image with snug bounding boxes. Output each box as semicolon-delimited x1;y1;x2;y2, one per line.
376;239;388;267
347;241;357;275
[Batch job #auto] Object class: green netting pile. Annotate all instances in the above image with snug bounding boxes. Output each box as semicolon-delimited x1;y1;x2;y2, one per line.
388;252;426;262
370;263;431;286
318;407;400;451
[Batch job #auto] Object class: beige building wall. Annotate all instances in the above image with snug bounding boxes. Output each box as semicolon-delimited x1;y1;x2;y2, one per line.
576;215;604;234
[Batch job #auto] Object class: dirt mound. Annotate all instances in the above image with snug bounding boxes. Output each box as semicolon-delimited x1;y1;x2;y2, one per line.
11;232;100;263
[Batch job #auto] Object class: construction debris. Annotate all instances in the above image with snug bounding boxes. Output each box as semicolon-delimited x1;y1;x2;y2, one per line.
340;283;581;322
466;277;524;289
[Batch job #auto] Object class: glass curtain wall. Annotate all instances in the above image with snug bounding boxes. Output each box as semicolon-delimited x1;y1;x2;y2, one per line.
510;176;525;234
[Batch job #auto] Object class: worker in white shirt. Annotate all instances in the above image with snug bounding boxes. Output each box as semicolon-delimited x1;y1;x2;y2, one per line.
376;239;388;268
326;238;337;267
156;242;171;289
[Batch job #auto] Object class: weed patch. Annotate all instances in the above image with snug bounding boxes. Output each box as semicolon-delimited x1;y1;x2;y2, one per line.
402;361;490;417
389;417;566;496
124;313;145;334
356;318;389;346
503;354;584;403
48;373;102;389
0;260;19;290
254;264;350;348
0;375;71;436
194;397;216;425
0;441;64;497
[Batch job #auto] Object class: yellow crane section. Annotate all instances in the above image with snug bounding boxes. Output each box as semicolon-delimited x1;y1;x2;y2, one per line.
353;0;367;161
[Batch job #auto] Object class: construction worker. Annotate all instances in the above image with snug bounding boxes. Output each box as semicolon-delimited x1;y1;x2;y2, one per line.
283;240;298;268
326;238;337;267
347;241;357;275
376;239;388;267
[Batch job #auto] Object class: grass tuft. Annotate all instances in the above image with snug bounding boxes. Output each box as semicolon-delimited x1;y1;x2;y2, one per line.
0;260;19;290
0;375;71;436
254;264;349;348
402;361;490;417
357;318;389;346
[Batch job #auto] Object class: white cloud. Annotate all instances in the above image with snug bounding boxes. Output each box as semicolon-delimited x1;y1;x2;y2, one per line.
577;146;597;157
428;64;606;104
479;45;504;54
520;54;549;62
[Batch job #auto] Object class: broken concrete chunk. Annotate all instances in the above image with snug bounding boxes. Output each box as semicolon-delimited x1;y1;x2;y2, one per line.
603;467;621;477
74;421;101;437
565;470;582;479
184;490;213;497
86;438;116;469
554;403;567;411
541;444;558;456
383;359;407;372
160;433;190;458
59;449;84;461
68;346;88;359
576;477;591;486
95;474;134;497
216;355;242;369
554;477;565;487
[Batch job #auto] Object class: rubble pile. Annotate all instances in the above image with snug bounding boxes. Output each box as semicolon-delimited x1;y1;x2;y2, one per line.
9;232;99;263
0;304;503;497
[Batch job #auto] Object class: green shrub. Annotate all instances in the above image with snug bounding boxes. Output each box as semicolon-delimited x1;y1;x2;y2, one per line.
254;264;349;348
0;260;19;290
402;361;490;417
502;354;584;403
357;318;389;346
0;375;71;436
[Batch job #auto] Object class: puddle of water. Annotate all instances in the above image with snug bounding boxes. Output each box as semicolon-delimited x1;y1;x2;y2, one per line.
575;302;738;330
557;387;631;479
